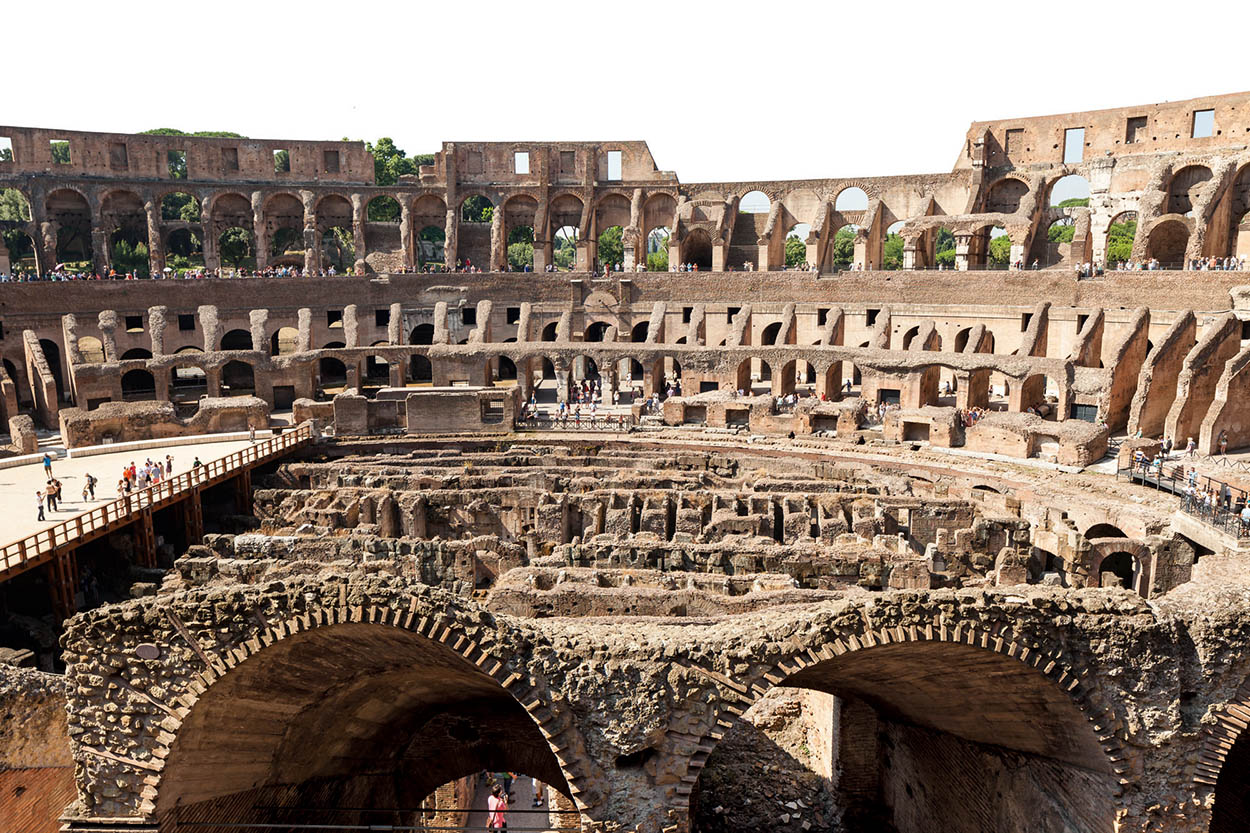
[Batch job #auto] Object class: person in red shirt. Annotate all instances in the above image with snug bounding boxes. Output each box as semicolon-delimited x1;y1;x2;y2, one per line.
487;784;507;830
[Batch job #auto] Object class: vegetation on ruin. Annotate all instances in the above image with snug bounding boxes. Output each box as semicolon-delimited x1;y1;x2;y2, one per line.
598;226;624;267
1106;219;1137;263
785;234;806;267
507;225;534;269
461;195;494;224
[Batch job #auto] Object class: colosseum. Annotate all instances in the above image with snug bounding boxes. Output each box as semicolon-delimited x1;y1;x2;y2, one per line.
2;90;1250;833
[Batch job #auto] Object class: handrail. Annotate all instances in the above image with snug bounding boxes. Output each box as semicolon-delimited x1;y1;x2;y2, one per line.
0;423;313;578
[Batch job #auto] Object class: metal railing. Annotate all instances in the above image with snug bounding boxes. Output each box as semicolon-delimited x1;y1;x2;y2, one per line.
1117;458;1250;540
0;423;314;580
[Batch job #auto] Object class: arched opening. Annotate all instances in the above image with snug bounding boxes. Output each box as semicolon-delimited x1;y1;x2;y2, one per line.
220;360;255;397
38;339;64;401
1146;219;1190;267
984;178;1029;214
834;187;868;211
418;225;446;268
161;191;200;223
503;195;538;271
541;322;559;342
496;356;518;384
883;220;905;271
732;358;769;396
77;336;105;364
170;364;207;404
1167;165;1213;217
831;224;858;270
102;190;149;276
410;324;435;345
316;195;355;274
165;227;203;272
828;361;861;399
458;195;494;269
409;355;432;385
1097;551;1137;589
761;322;784;346
120;368;156;401
630;321;649;343
585;321;612;343
217;226;255;270
553;225;580;271
319;357;348;393
120;348;152;360
681;229;713;271
646;226;671;271
1212;721;1250;832
152;623;576;833
363;354;391;389
270;327;299;356
692;639;1116;833
220;329;252;351
597;225;624;271
367;195;401;223
1049;175;1091;208
784;223;810;268
1105;212;1138;266
1020;373;1060;418
1084;523;1128;540
739;190;770;214
263;193;304;265
46;189;92;267
901;326;921;350
411;195;447;268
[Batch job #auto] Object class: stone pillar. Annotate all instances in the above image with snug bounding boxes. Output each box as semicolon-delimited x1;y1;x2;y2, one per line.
490;206;505;272
97;311;118;363
343;305;360;349
388;303;402;345
351;193;368;272
145;197;165;276
954;233;972;271
200;196;219;271
90;225;108;276
148;306;168;356
249;309;269;353
399;198;414;269
302;191;318;275
251;191;268;271
444;209;458;268
296;308;312;353
711;238;727;272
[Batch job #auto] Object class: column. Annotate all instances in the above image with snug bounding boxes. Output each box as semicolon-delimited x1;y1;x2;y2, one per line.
443;209;458;268
489;206;505;272
351;193;367;273
399;198;414;270
251;190;268;271
302;191;318;274
145;197;165;276
201;196;220;271
90;223;109;275
954;233;972;271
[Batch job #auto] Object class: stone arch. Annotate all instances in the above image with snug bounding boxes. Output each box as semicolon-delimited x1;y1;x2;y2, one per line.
220;360;255;396
833;186;869;211
681;228;713;270
220;329;252;351
46;187;92;264
366;194;401;223
1197;671;1250;831
738;190;770;214
410;323;435;345
116;593;599;828
682;613;1125;833
1167;164;1213;217
1146;217;1191;266
983;176;1030;214
77;336;105;364
120;368;156;401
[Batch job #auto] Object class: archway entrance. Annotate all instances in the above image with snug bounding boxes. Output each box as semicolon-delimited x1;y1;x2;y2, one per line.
152;623;578;833
692;639;1117;833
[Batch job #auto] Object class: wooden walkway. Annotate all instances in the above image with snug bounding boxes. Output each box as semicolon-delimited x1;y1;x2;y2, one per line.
0;423;314;612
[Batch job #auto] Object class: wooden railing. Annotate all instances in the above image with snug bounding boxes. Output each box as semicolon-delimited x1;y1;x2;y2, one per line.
0;423;314;580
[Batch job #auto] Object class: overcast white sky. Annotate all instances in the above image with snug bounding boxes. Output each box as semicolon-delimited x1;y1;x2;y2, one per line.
6;0;1242;183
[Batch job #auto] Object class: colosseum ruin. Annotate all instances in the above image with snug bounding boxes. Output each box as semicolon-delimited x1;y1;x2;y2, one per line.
2;91;1250;833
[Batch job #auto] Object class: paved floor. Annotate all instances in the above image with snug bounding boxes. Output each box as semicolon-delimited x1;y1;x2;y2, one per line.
466;775;552;830
0;437;266;547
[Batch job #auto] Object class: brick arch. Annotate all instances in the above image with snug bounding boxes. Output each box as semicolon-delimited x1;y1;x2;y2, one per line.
674;615;1130;821
127;596;603;822
1195;671;1250;825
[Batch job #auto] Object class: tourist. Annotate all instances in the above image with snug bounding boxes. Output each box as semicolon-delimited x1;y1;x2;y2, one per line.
487;784;507;830
249;425;256;443
86;473;96;499
1219;430;1228;455
166;454;173;474
532;779;545;807
1185;437;1197;458
36;490;45;522
42;452;53;482
192;456;202;468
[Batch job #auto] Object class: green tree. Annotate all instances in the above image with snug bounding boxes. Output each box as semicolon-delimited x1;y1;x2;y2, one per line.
507;241;534;269
50;141;70;164
369;196;402;223
988;234;1012;267
597;226;623;267
1048;221;1075;243
139;128;246;138
273;149;290;173
882;233;904;270
168;151;187;180
1106;220;1137;264
935;227;956;267
1057;197;1090;208
832;226;856;270
553;236;576;270
364;137;418;186
110;239;150;276
0;147;11;162
460;195;493;224
218;227;253;268
418;225;445;265
647;248;668;271
785;234;806;266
